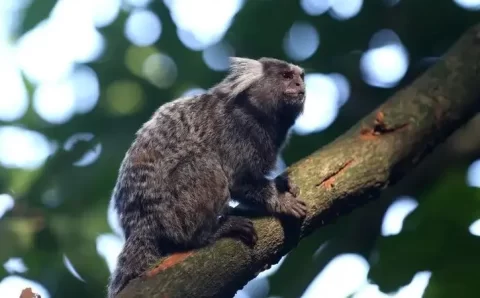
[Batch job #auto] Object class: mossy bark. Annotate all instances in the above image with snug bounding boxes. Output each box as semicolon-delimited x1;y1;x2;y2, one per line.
117;24;480;298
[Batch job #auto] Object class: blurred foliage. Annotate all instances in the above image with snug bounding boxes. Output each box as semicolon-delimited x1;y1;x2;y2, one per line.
1;0;480;298
369;169;480;298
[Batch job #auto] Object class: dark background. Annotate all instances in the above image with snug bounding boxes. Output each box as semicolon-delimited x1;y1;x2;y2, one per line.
1;0;480;297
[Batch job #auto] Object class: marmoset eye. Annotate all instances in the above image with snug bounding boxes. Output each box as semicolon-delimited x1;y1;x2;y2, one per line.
282;71;293;79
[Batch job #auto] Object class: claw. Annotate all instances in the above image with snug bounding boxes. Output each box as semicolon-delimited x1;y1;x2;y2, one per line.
277;193;307;219
288;182;300;197
233;218;257;247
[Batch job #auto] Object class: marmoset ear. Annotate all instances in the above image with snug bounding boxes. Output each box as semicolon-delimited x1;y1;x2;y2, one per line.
228;57;262;76
222;57;264;97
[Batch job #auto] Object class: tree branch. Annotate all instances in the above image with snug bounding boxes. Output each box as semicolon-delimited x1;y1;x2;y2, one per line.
117;24;480;298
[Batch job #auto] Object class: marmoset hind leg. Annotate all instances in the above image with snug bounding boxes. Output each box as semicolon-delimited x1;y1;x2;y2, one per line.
157;154;258;249
231;172;307;218
108;155;258;298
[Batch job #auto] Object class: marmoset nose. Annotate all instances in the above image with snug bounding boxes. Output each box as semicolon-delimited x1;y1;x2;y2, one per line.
297;80;305;94
284;76;305;99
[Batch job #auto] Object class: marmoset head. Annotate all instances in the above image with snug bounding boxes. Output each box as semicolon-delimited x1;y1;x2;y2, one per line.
213;57;306;120
256;57;305;102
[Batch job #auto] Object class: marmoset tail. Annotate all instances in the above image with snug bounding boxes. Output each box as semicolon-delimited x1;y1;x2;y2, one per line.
107;57;307;297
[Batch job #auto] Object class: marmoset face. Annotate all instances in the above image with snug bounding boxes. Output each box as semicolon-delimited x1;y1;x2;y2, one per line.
279;68;305;101
247;57;305;115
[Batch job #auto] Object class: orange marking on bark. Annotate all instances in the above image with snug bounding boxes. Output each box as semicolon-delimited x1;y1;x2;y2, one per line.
360;128;377;140
360;111;409;140
20;288;40;298
318;160;354;190
375;111;385;124
146;251;194;277
376;123;409;134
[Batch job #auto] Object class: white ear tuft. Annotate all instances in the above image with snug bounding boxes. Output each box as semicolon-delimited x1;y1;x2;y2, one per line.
210;57;264;98
222;57;263;97
229;57;262;74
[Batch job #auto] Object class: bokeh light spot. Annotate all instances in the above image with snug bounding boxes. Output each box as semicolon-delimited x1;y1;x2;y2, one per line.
4;257;28;274
14;0;107;83
105;80;145;115
469;219;480;236
302;254;368;297
71;66;100;114
294;73;340;135
330;0;363;20
63;254;85;282
393;271;431;298
181;87;206;97
124;0;153;8
33;81;76;124
96;233;124;273
257;255;286;278
368;28;402;48
125;46;158;77
63;26;105;64
202;42;234;71
454;0;480;10
301;0;330;15
381;196;418;236
42;188;62;209
142;53;178;89
329;73;351;106
92;0;121;28
125;9;162;46
176;28;208;51
63;133;102;167
284;22;320;61
239;277;270;298
15;20;74;84
45;0;107;61
168;0;244;50
233;289;250;298
0;54;28;122
108;198;124;238
0;194;15;219
353;272;431;297
0;275;50;298
467;159;480;187
0;126;52;169
313;241;329;259
361;30;409;88
1;0;32;10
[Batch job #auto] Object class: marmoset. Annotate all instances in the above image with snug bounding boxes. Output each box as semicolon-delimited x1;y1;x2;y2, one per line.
107;57;307;297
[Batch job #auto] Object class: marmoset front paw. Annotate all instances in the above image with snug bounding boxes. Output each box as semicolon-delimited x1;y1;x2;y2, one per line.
218;216;258;247
273;193;307;219
286;180;300;197
275;174;300;197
